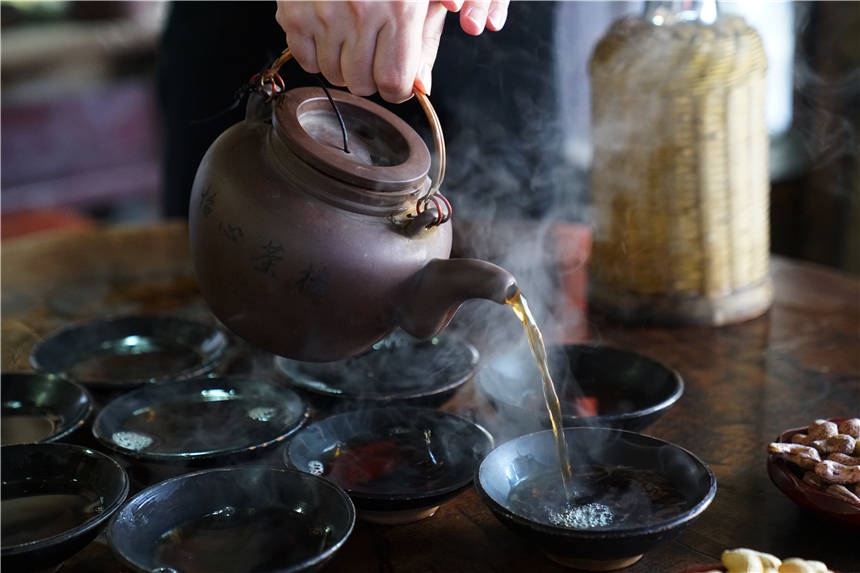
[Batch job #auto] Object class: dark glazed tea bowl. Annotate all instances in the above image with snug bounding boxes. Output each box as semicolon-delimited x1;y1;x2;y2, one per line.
475;428;716;571
1;372;93;445
1;443;129;572
274;330;479;407
30;314;229;391
284;406;494;524
93;376;308;485
477;344;683;434
107;467;355;573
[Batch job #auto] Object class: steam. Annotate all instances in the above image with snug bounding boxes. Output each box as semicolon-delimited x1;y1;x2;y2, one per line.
272;330;478;404
792;11;860;174
423;5;597;440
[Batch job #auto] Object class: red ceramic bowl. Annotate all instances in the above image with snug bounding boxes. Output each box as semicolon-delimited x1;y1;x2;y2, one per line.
766;418;860;527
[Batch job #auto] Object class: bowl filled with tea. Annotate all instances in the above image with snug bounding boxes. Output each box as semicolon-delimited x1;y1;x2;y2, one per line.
92;376;308;485
107;467;355;573
1;443;129;572
1;372;93;446
477;344;683;433
284;406;494;524
475;427;716;570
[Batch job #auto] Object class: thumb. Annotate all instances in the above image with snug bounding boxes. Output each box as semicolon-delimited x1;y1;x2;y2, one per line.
415;3;448;95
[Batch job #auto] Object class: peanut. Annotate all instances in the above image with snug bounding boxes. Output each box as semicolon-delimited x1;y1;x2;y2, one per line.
822;434;856;454
808;419;838;440
801;471;828;489
824;484;860;504
791;433;855;454
814;459;860;484
837;418;860;439
768;443;821;469
825;452;860;466
718;549;832;573
722;548;781;572
770;418;860;506
779;558;831;573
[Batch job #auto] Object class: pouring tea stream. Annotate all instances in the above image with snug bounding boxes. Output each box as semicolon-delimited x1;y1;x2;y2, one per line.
189;51;578;508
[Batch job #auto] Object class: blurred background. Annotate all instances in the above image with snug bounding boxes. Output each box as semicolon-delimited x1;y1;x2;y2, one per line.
2;1;858;274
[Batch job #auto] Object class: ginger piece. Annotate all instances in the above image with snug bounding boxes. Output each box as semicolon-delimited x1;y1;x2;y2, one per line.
814;460;860;484
808;419;838;440
722;548;781;572
837;418;860;439
824;484;860;504
768;443;821;470
779;558;832;573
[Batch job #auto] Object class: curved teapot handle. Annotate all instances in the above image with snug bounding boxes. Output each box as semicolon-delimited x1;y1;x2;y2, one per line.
259;48;448;219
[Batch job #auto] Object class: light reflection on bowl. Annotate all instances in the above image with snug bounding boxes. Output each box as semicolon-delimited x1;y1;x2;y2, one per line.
285;406;493;524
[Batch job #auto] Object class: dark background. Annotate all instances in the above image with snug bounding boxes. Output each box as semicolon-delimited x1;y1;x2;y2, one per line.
2;1;858;274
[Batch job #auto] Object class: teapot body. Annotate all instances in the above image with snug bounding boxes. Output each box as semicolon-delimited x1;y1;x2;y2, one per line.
189;91;452;361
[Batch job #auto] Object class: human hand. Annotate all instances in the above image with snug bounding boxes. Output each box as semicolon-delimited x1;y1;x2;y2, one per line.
439;0;509;36
275;1;509;103
276;1;447;103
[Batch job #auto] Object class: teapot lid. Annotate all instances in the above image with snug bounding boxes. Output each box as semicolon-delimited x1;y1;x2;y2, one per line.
274;87;431;192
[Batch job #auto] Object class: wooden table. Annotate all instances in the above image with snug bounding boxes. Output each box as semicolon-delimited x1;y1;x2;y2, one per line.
2;222;859;573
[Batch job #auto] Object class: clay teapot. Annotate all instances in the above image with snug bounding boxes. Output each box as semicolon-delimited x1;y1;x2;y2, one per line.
189;51;518;362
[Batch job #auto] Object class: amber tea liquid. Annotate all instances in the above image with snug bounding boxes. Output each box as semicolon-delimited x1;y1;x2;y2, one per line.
507;291;575;501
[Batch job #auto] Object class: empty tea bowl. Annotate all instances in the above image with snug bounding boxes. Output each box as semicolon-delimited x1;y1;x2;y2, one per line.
274;330;479;407
284;406;494;524
107;467;355;573
1;372;92;445
477;344;683;434
1;443;129;572
475;427;716;570
30;314;229;391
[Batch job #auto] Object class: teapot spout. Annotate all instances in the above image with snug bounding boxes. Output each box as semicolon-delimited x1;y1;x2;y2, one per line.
398;258;519;339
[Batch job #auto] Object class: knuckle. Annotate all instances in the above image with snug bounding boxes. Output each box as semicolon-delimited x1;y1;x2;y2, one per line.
389;1;419;22
348;82;377;97
375;68;409;96
276;7;305;33
348;1;370;22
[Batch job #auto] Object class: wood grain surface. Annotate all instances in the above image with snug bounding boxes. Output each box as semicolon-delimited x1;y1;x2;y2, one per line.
2;222;858;573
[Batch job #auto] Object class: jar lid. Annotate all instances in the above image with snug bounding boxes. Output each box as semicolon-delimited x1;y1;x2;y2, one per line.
274;87;431;192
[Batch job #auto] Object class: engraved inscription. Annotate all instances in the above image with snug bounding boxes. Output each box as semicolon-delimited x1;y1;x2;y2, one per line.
200;187;218;217
252;241;284;276
295;264;329;299
218;221;244;243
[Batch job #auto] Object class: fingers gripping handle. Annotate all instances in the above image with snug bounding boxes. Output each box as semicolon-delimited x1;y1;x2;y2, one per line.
261;49;448;214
